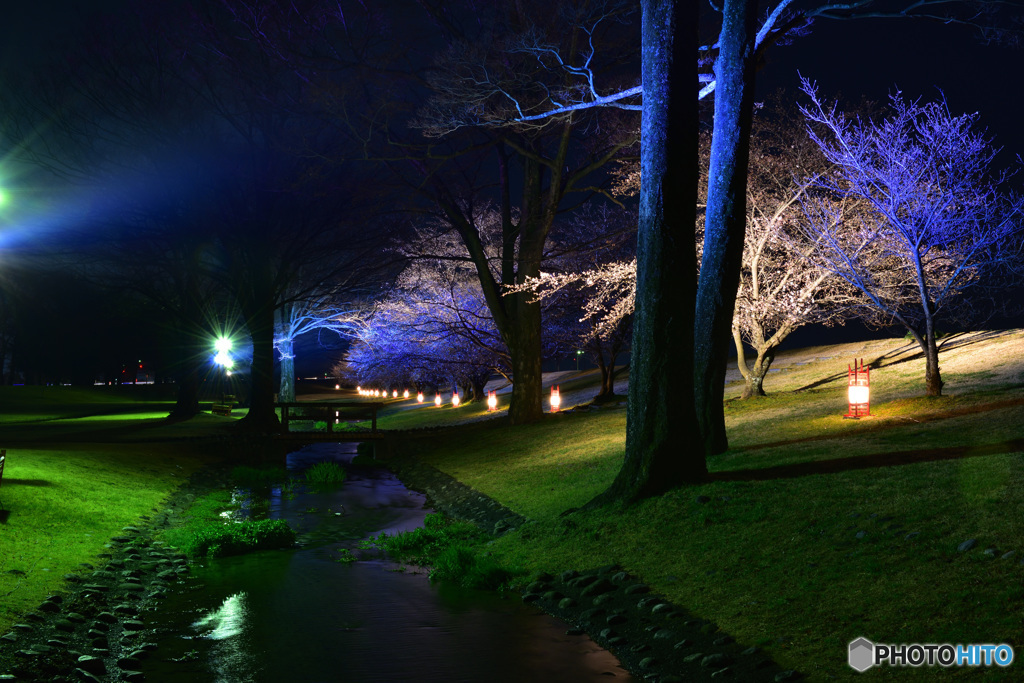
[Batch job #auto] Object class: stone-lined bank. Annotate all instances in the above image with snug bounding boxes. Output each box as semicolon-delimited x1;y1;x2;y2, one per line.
0;464;235;682
382;448;801;683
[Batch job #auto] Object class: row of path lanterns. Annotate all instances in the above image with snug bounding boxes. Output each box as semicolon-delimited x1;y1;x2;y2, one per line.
354;384;565;412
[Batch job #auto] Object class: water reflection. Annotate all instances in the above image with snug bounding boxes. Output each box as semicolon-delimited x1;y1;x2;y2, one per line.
137;442;633;682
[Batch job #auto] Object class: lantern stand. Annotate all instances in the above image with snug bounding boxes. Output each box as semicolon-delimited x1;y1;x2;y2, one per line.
844;358;870;419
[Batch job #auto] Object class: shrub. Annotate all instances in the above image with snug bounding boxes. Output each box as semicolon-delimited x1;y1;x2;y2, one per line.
171;519;296;558
368;513;519;589
305;461;347;485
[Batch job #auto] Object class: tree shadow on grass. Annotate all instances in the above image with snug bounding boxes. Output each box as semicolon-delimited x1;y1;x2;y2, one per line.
789;330;1010;394
3;479;53;487
711;437;1024;482
0;510;9;524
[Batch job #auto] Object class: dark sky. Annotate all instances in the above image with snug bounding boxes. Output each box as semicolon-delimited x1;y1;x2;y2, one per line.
759;16;1024;169
2;3;1023;373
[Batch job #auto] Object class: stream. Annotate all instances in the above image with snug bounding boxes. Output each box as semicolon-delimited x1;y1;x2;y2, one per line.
136;442;633;682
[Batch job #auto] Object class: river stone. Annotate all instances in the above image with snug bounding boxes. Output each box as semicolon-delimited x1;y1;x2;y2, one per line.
521;593;540;603
557;597;576;609
113;604;138;615
673;639;690;650
77;655;106;675
128;648;150;660
37;601;61;613
684;652;705;663
119;583;145;592
606;613;627;626
711;667;733;678
637;597;659;610
117;656;141;669
12;624;34;632
53;619;76;632
1;633;17;642
905;532;920;541
653;629;675;640
23;612;44;622
741;647;759;656
581;578;614;597
74;668;103;682
958;539;977;552
559;570;578;582
611;571;629;583
592;594;614;606
573;574;598;588
599;628;617;639
639;657;658;669
702;653;729;668
624;584;650;595
122;671;145;682
651;602;673;614
1002;551;1016;560
542;591;564;602
714;635;735;646
122;620;145;631
63;574;83;583
82;584;110;592
95;612;117;624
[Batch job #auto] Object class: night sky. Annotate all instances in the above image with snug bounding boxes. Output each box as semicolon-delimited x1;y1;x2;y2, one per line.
2;2;1023;378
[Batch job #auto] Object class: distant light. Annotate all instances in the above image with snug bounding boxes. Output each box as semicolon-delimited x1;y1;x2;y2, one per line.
451;391;460;407
403;389;410;399
214;351;234;369
392;389;398;398
434;393;442;407
417;392;425;404
335;384;340;390
214;337;233;353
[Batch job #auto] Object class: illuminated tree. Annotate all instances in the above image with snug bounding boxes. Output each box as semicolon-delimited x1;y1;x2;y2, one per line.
798;83;1024;396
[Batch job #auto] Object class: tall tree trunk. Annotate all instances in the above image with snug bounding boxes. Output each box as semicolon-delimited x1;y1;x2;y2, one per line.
237;261;283;432
592;0;704;506
277;337;296;404
506;299;544;421
169;366;200;419
694;0;758;456
923;329;943;397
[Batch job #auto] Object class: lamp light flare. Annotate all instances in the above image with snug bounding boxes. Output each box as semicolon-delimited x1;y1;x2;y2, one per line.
487;391;497;412
417;392;425;403
392;389;398;398
403;389;410;399
434;393;442;407
451;390;460;407
550;385;561;412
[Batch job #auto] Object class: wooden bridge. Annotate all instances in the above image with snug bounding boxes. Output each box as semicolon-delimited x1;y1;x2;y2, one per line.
275;402;386;440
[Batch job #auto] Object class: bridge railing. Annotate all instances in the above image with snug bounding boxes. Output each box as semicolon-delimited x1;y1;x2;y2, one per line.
276;402;385;434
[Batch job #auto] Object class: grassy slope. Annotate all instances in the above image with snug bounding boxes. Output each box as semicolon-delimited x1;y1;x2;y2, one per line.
396;330;1024;682
0;386;216;631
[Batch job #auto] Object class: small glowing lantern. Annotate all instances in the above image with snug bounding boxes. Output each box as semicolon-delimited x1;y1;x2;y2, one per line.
451;390;461;407
434;393;442;407
392;389;398;398
335;384;340;390
487;390;497;412
356;385;361;393
845;358;870;419
550;385;561;412
417;392;425;403
403;389;410;399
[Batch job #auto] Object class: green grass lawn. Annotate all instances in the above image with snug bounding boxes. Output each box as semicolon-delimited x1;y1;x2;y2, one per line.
0;443;204;628
394;330;1024;681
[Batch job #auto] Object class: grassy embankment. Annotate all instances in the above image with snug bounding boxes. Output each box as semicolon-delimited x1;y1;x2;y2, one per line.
362;330;1024;682
0;384;223;631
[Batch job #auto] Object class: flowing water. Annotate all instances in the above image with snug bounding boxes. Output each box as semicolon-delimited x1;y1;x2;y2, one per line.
137;442;633;682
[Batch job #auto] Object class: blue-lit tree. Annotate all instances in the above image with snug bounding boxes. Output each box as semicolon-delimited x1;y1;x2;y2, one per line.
798;83;1024;396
